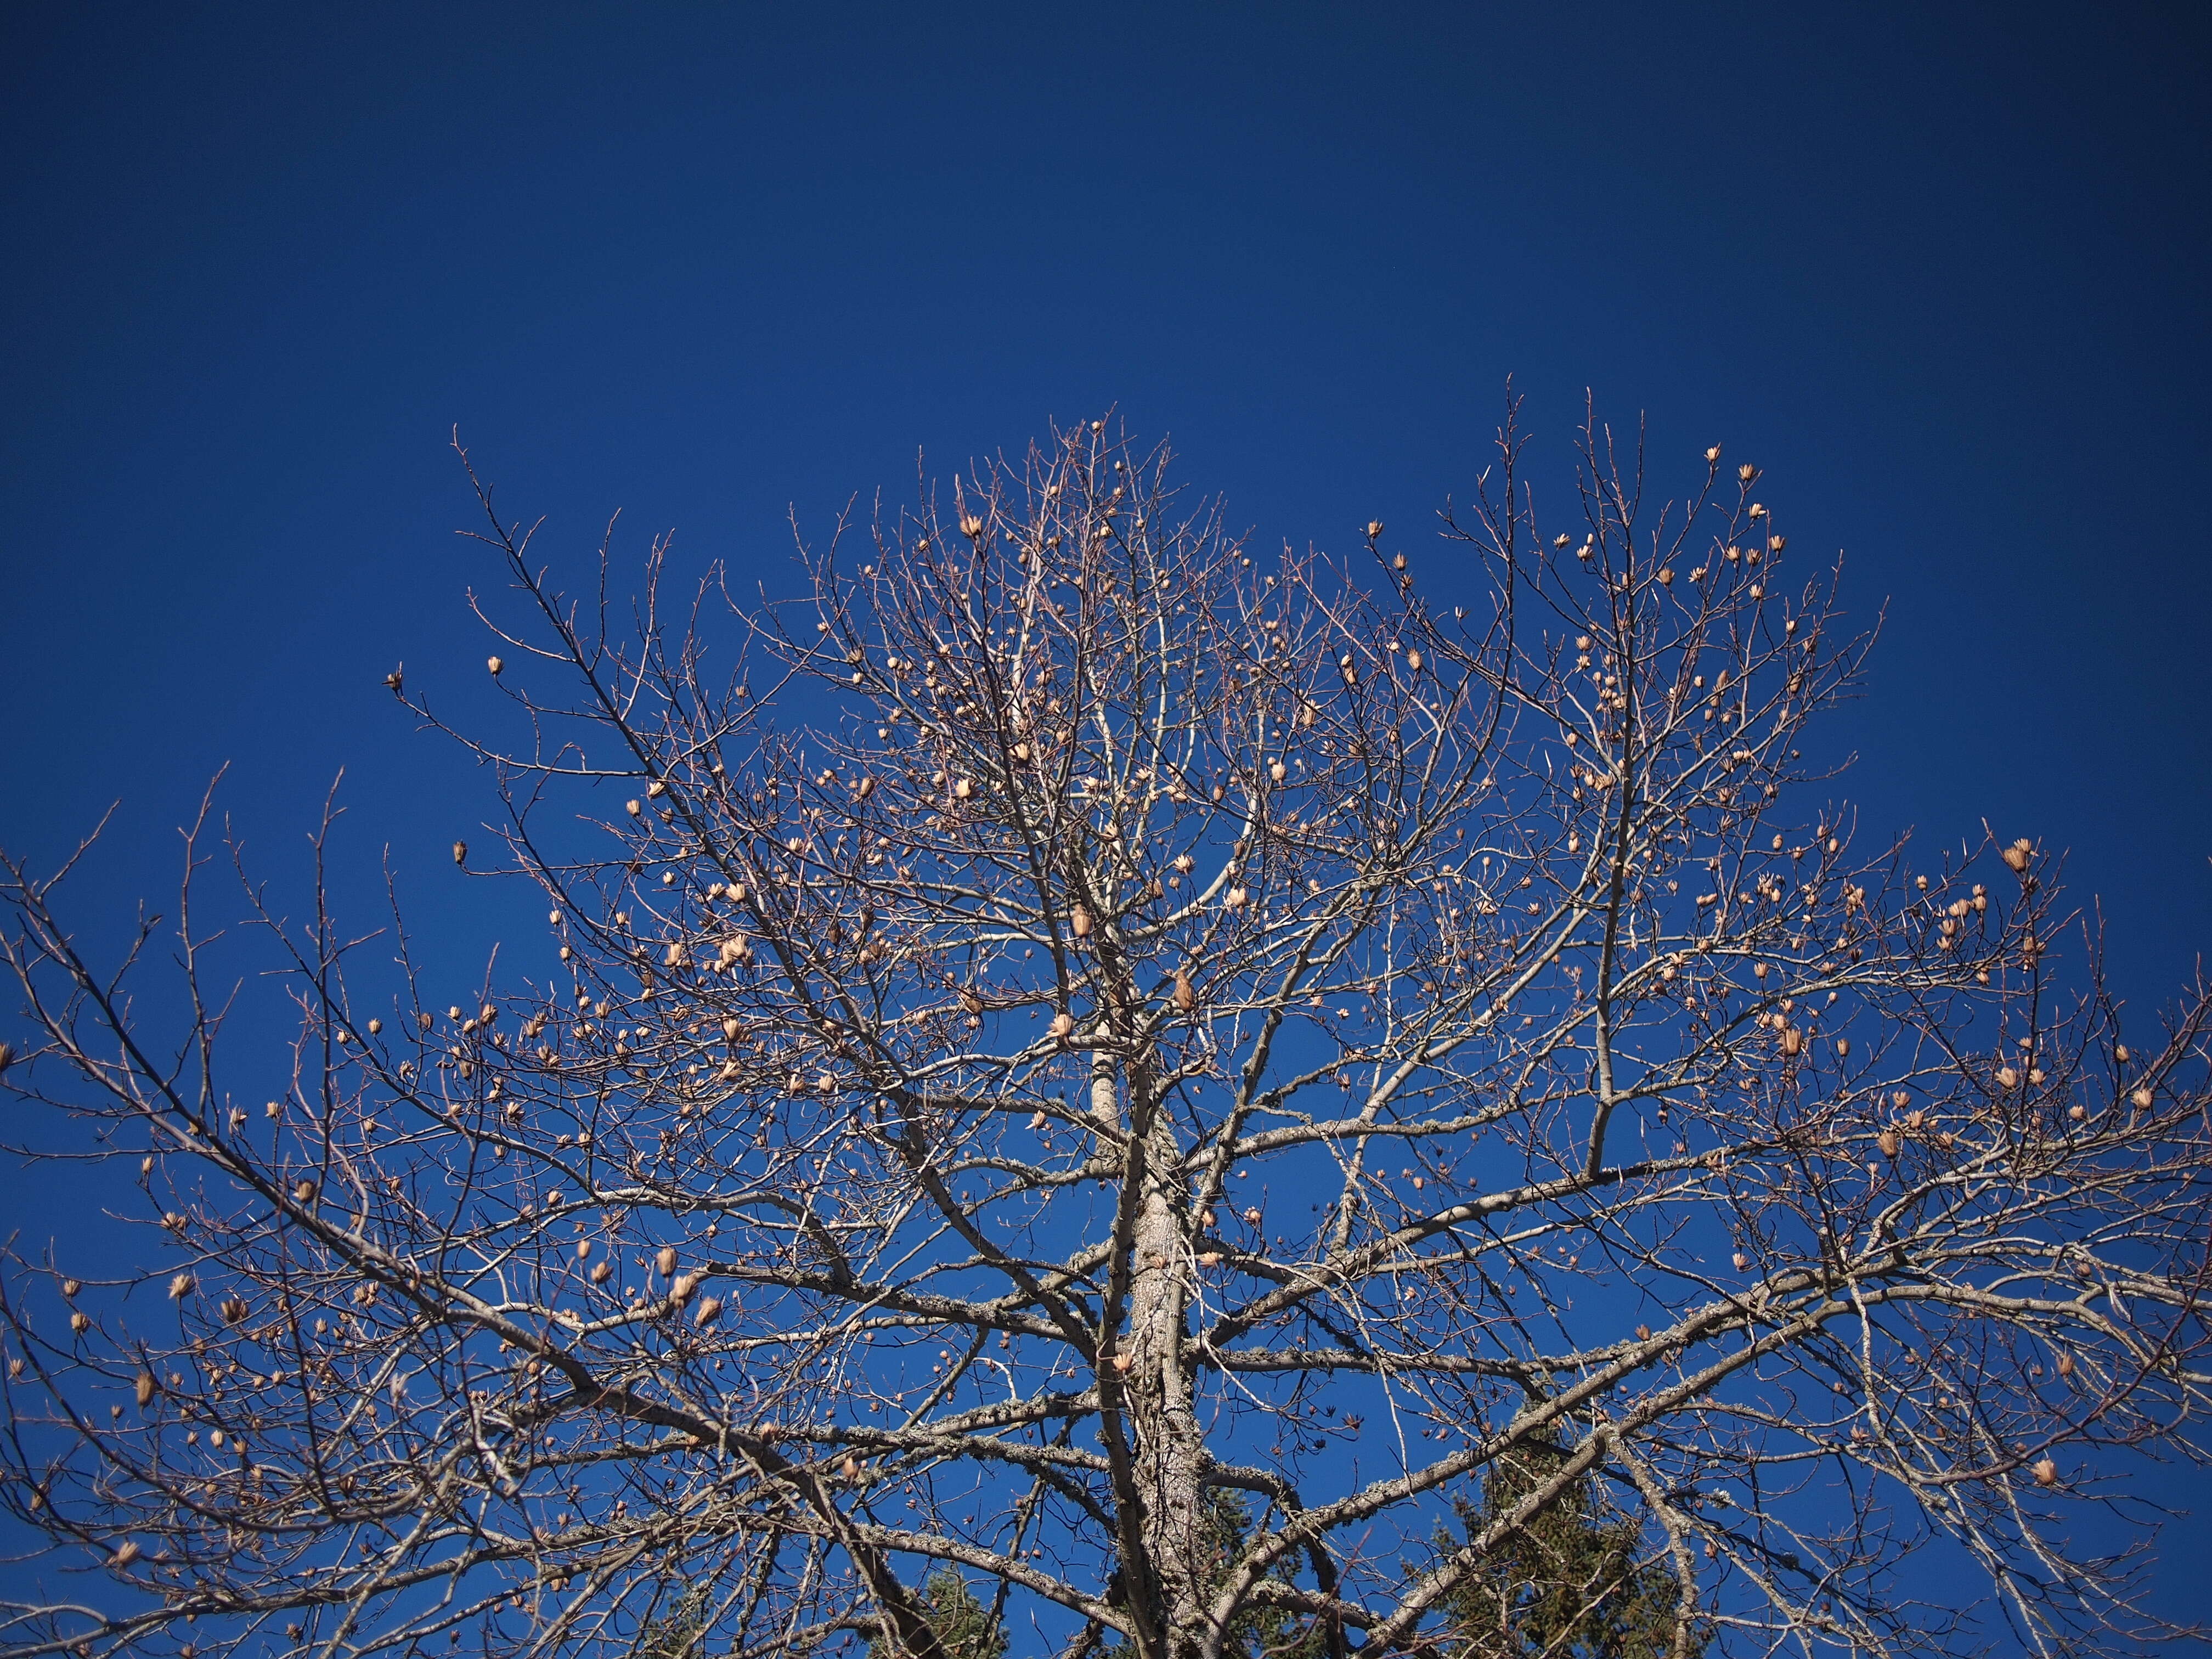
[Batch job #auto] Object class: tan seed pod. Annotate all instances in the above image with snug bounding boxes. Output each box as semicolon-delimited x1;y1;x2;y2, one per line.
294;1179;318;1204
135;1371;156;1408
1225;887;1248;910
1111;1353;1133;1373
1367;521;1384;539
1782;1028;1803;1057
2056;1351;2074;1376
453;840;468;866
657;1246;679;1278
2032;1458;2057;1486
1269;760;1286;783
1732;1252;1750;1271
575;1239;593;1260
2002;843;2030;873
842;1454;861;1479
1243;1206;1262;1226
1050;1012;1075;1039
487;655;503;676
1997;1066;2019;1090
1834;1037;1850;1058
1030;1110;1049;1129
2131;1087;2154;1110
693;1296;721;1326
1172;969;1195;1012
722;1018;742;1043
1173;853;1196;873
70;1311;90;1334
167;1273;194;1301
111;1540;140;1568
1877;1129;1900;1158
590;1260;612;1284
1070;906;1092;938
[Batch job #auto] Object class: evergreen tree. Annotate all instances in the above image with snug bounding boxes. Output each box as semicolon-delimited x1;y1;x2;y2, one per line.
636;1582;712;1658
1433;1436;1701;1659
1201;1489;1334;1659
867;1568;1009;1659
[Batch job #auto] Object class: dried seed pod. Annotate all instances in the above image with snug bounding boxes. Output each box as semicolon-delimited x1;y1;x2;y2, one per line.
1732;1252;1750;1271
1173;852;1196;873
221;1296;250;1324
1269;760;1286;783
2056;1351;2074;1376
1070;906;1092;938
1110;1353;1133;1373
1997;1066;2019;1090
657;1246;679;1278
2131;1087;2154;1110
590;1260;612;1284
1051;1012;1075;1039
453;840;468;866
1834;1037;1850;1059
2002;840;2032;873
2032;1458;2057;1486
294;1179;318;1204
1877;1130;1900;1158
167;1273;194;1301
487;655;503;676
135;1371;156;1408
693;1296;721;1326
842;1454;861;1479
1172;969;1195;1012
111;1540;140;1568
1782;1028;1803;1057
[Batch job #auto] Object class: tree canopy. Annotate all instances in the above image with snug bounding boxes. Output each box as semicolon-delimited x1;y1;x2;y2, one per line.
2;404;2206;1659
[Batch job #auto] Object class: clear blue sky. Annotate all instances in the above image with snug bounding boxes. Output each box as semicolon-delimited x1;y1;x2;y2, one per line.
4;0;2209;1634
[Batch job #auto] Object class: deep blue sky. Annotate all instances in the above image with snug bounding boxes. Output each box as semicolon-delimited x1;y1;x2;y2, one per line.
4;0;2210;1635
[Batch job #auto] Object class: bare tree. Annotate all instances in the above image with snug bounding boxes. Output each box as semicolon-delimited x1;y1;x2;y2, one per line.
3;402;2208;1659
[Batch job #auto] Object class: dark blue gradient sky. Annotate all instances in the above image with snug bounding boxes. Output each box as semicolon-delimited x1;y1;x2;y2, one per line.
4;0;2210;1633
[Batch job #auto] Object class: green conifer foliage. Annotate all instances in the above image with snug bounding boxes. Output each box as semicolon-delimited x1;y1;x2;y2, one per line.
867;1568;1008;1659
1434;1437;1702;1659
